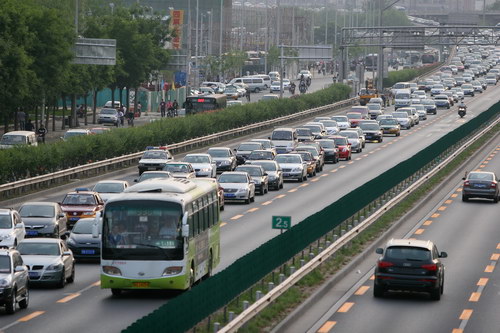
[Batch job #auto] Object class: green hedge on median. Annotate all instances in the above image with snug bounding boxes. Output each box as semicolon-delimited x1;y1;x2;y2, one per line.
0;84;351;183
383;62;442;88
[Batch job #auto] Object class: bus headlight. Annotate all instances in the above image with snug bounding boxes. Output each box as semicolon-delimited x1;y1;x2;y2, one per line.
103;266;122;276
163;266;183;276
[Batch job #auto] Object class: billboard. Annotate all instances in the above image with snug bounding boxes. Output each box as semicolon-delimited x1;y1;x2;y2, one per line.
73;38;116;65
170;9;184;50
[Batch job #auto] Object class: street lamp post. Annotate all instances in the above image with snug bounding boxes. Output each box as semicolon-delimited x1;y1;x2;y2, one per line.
324;0;328;45
195;0;199;88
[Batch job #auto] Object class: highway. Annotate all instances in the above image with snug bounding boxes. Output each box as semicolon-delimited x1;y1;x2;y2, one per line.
1;77;499;332
295;138;500;333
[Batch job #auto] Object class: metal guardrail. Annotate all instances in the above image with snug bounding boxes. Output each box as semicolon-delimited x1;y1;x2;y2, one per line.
0;97;357;200
219;114;500;333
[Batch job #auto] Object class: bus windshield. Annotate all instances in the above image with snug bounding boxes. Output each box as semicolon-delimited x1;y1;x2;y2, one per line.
102;200;183;260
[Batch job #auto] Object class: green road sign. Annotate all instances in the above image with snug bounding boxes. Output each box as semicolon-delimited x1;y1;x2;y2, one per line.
272;216;291;230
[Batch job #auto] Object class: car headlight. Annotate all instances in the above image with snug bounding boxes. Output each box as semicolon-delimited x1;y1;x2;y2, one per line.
292;167;303;172
236;188;248;193
67;237;76;247
200;168;210;172
0;278;11;288
0;234;12;240
83;212;95;216
103;266;122;276
220;160;230;165
47;263;64;271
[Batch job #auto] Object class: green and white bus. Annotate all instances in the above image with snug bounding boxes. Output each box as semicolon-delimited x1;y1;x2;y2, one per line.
96;178;221;295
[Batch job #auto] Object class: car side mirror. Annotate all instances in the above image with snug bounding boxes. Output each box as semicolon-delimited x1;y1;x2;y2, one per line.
15;266;26;273
375;248;383;254
264;172;268;176
268;137;271;140
58;213;65;218
63;251;72;256
134;179;138;182
462;177;466;180
439;251;448;258
60;234;67;240
92;223;99;238
15;223;23;229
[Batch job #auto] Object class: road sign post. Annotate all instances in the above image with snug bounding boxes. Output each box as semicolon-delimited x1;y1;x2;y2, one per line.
272;216;291;234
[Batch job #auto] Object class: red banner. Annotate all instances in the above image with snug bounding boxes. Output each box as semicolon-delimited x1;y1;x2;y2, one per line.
170;9;184;50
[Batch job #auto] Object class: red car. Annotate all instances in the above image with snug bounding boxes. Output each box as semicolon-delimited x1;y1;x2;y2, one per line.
330;136;352;160
60;189;105;229
346;112;366;127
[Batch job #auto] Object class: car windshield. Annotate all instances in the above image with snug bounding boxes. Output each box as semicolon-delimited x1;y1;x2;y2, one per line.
468;172;494;181
421;100;435;105
252;140;272;149
435;95;447;100
367;104;380;111
271;131;292;140
143;151;168;159
392;112;408;118
318;140;335;148
248;151;272;159
64;131;87;139
19;204;55;218
0;135;26;145
164;164;191;173
296;128;312;136
218;174;247;183
341;131;358;139
303;125;321;133
395;93;410;99
184;155;210;163
208;149;230;157
0;256;10;273
62;194;96;205
296;152;313;161
346;113;362;119
332;137;348;145
360;124;379;131
238;143;261;151
275;155;301;163
385;246;431;261
100;109;116;115
0;215;12;229
72;220;102;234
139;173;171;182
253;162;276;171
331;116;348;122
17;242;60;256
236;167;262;176
93;183;125;193
320;120;337;127
380;119;398;125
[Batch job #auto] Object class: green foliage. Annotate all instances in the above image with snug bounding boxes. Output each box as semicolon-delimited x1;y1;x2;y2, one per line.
382;63;441;88
0;84;351;183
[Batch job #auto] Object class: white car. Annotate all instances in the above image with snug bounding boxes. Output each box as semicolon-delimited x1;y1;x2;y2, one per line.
275;154;307;182
318;120;340;135
339;131;363;153
297;70;312;80
391;111;412;129
270;81;283;93
92;180;129;202
218;171;256;204
430;84;445;96
62;129;91;141
138;147;174;175
331;115;350;130
183;154;217;178
0;209;25;248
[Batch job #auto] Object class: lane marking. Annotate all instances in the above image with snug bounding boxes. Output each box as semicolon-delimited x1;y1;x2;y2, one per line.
459;309;473;320
321;174;328;177
57;293;81;303
355;158;362;161
92;281;101;287
469;292;481;302
247;207;259;213
477;278;489;286
369;275;375;280
317;321;336;333
479;165;485;168
497;243;500;249
330;169;338;173
423;220;433;226
414;229;425;235
221;222;227;227
456;188;462;192
339;165;346;169
275;194;286;199
445;200;453;204
18;311;45;322
348;161;354;164
369;151;375;154
300;183;309;187
231;215;244;220
483;161;489;164
438;206;447;211
354;286;370;295
485;265;495;273
431;213;440;218
490;253;500;261
311;178;320;182
337;302;354;313
262;200;273;206
363;154;369;157
451;194;458;198
288;188;298;193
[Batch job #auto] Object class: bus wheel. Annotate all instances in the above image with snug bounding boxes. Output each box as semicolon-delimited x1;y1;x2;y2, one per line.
188;265;195;289
203;252;213;280
111;289;122;297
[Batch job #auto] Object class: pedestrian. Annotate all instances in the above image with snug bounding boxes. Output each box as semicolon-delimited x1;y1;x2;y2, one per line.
166;100;173;117
117;108;124;127
127;109;135;127
245;87;251;102
172;100;179;116
37;123;47;143
381;94;386;107
25;119;34;132
17;110;26;130
137;101;142;116
160;99;166;117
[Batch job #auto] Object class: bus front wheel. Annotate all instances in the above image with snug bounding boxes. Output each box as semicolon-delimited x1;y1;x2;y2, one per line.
111;289;122;297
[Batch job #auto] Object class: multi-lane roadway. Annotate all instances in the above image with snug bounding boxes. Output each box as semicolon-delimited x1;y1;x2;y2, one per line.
1;75;499;332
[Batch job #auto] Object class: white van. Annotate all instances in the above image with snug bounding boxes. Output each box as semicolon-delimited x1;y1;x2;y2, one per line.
394;89;412;110
229;77;266;92
269;128;298;154
249;74;272;88
391;82;411;96
0;131;38;149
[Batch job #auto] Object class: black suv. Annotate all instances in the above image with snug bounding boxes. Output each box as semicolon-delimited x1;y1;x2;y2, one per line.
374;239;447;300
0;249;29;314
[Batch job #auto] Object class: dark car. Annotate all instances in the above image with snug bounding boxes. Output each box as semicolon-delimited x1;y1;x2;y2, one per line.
374;239;447;300
359;122;383;143
316;139;339;164
296;145;324;172
296;128;315;142
66;218;101;260
234;142;264;165
19;202;68;238
462;171;499;203
433;94;450;109
421;99;437;115
0;249;29;314
235;165;269;195
207;147;237;172
246;149;276;161
246;160;283;190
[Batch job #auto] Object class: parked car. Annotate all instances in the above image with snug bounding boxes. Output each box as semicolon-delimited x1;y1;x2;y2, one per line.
18;202;67;238
17;238;75;288
62;129;91;141
183;154;217;178
0;249;29;314
0;209;25;248
374;239;447;300
217;171;256;204
97;108;120;126
65;218;101;260
462;171;499;203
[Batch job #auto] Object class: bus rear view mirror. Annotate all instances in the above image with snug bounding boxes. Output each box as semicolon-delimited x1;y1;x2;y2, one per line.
182;224;189;238
92;223;99;238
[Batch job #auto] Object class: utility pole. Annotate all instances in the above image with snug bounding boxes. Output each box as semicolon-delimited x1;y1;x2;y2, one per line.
195;0;199;88
377;0;384;93
325;0;328;45
276;0;280;47
265;0;269;74
219;0;223;81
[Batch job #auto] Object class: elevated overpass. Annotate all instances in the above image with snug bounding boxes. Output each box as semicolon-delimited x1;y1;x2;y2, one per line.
409;10;500;26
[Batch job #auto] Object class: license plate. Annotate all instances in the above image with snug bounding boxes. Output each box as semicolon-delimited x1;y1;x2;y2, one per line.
26;230;38;236
29;272;39;278
474;184;487;188
224;193;235;198
133;282;150;288
69;217;79;221
81;249;95;255
283;173;290;177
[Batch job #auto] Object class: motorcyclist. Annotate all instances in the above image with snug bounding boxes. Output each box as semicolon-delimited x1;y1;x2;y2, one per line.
458;100;466;111
289;82;296;94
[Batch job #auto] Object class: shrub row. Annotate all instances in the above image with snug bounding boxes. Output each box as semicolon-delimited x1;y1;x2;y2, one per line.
383;62;442;88
0;84;351;183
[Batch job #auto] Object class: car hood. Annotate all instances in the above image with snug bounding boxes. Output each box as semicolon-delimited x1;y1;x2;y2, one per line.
220;182;249;189
362;130;381;134
139;158;169;164
346;138;360;145
189;163;212;169
171;173;195;179
236;150;253;155
22;217;56;226
277;163;302;169
212;157;232;162
380;124;398;128
70;233;101;244
22;255;61;267
61;205;96;212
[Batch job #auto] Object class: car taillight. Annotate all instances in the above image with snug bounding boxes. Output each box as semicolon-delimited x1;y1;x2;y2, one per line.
464;181;470;187
421;264;437;271
491;182;497;188
378;261;394;268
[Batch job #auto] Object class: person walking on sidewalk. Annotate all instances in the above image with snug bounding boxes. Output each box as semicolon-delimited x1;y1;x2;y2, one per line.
160;99;166;117
37;123;47;143
137;101;142;117
117;108;125;127
172;100;179;117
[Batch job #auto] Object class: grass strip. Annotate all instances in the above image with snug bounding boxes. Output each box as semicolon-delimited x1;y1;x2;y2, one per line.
197;122;499;333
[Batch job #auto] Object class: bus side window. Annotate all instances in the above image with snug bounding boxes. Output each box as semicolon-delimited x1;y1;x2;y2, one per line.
187;203;194;238
203;195;209;229
192;201;199;236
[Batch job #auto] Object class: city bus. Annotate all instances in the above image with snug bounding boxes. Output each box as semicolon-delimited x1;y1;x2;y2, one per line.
96;178;221;295
184;94;227;115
